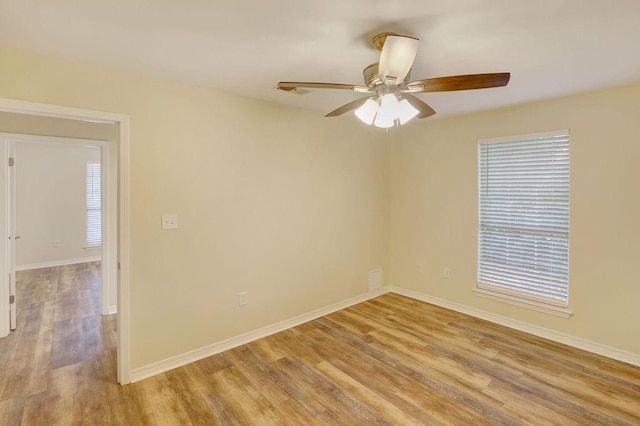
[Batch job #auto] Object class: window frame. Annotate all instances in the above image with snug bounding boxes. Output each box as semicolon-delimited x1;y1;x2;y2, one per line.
474;130;572;318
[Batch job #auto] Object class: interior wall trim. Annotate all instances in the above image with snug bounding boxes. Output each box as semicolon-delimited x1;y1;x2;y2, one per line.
390;286;640;368
130;287;391;383
16;256;101;271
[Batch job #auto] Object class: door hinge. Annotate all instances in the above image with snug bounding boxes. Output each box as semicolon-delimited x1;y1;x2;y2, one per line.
9;295;15;304
8;157;15;167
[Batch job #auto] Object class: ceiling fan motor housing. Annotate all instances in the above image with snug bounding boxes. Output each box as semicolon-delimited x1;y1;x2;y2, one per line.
363;63;411;89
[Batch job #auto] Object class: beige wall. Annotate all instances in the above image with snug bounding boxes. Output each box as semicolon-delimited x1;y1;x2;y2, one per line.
15;142;100;267
0;47;389;368
390;84;640;355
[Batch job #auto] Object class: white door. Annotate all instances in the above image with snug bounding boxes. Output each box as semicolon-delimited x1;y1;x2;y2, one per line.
8;141;16;330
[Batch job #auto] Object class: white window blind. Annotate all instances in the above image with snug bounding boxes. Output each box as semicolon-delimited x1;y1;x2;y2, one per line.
478;131;569;307
86;161;101;247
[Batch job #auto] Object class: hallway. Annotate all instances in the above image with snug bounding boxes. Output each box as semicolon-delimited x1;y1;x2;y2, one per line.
0;262;122;424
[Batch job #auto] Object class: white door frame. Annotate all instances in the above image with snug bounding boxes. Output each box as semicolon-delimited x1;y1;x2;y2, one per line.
6;140;16;330
0;98;131;384
2;133;110;313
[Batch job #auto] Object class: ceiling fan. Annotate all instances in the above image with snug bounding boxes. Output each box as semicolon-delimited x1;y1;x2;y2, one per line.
277;32;510;128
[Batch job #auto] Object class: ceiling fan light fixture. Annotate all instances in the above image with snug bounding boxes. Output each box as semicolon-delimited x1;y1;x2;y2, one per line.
354;98;379;125
397;99;420;125
278;32;511;126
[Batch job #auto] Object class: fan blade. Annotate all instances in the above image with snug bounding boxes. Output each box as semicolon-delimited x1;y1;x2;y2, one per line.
325;97;369;117
402;94;436;119
277;82;370;92
406;73;510;92
378;34;419;85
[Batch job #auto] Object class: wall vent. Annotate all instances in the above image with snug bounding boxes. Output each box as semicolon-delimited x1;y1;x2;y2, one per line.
368;269;383;291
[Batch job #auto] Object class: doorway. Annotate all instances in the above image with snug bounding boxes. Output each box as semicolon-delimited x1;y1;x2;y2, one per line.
0;98;130;384
5;135;108;327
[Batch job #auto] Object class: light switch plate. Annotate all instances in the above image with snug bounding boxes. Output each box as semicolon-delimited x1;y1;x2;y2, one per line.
161;214;179;230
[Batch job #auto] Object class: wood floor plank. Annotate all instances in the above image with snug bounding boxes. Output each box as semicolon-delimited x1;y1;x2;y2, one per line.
0;396;25;426
367;327;496;391
1;335;42;400
316;316;525;424
273;355;393;425
49;316;87;369
208;365;285;425
324;309;377;335
247;336;289;363
164;364;220;425
598;358;640;385
499;357;640;424
194;352;233;375
386;314;502;361
134;373;194;425
47;362;115;425
225;345;293;406
298;326;477;424
24;269;57;306
314;360;425;425
482;378;580;425
206;392;243;425
21;392;67;426
267;399;322;426
257;329;325;366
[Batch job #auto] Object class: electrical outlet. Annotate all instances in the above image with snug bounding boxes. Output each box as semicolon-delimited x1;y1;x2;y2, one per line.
52;240;60;248
417;263;424;273
161;214;179;230
239;292;248;306
443;268;451;279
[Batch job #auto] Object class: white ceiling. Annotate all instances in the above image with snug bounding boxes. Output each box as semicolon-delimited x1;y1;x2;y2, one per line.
1;0;640;119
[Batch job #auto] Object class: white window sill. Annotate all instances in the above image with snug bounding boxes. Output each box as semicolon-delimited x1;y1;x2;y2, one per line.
83;245;102;251
473;287;573;319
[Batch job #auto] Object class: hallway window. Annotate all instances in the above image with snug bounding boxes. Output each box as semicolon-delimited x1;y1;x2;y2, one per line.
86;161;101;248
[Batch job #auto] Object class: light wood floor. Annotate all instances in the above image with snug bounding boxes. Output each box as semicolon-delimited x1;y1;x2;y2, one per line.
1;263;639;425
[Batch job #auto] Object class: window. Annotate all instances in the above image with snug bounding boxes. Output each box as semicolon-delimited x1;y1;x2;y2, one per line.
476;130;570;317
86;161;101;248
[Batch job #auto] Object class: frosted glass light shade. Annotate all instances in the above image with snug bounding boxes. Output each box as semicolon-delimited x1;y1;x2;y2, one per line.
397;99;419;125
373;113;394;128
378;35;419;85
374;94;397;128
354;99;379;125
377;93;399;122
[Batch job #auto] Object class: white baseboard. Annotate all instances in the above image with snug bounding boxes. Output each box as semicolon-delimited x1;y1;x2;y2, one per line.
108;305;117;315
130;287;391;383
16;256;101;271
389;286;640;367
130;284;639;383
